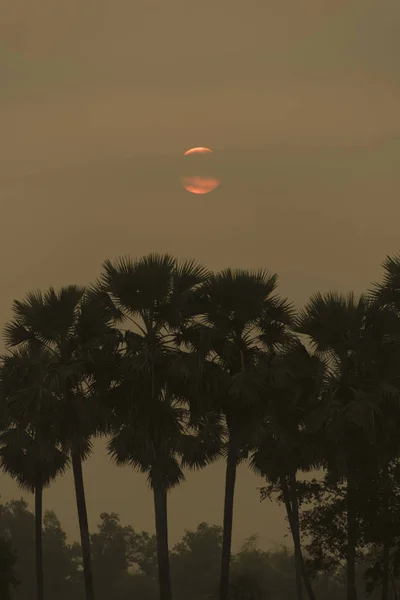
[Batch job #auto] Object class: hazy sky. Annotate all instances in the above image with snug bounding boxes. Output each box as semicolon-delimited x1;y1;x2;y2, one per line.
0;0;400;550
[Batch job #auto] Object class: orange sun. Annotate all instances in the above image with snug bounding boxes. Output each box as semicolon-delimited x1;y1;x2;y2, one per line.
181;176;220;195
183;147;213;156
181;147;220;194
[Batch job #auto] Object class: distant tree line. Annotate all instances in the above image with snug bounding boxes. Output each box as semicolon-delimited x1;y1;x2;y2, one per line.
1;251;400;600
0;498;381;600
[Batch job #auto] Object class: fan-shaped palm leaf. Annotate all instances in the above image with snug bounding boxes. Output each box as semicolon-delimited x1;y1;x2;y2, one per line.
96;253;211;600
2;285;116;600
197;267;293;600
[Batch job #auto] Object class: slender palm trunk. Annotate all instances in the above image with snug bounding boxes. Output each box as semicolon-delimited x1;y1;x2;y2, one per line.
300;555;317;600
390;571;398;600
289;472;317;600
281;473;317;600
219;433;238;600
281;476;303;600
382;541;390;600
35;483;44;600
382;463;391;600
71;452;95;600
289;478;304;600
346;470;358;600
153;478;172;600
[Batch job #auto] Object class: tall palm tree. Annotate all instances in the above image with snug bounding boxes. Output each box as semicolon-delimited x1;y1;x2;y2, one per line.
250;339;324;600
0;428;68;600
3;285;117;600
0;348;69;600
196;268;294;600
370;253;400;600
95;252;211;600
107;382;223;600
295;291;400;600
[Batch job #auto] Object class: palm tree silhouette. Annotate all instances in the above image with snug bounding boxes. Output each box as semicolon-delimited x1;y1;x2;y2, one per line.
95;253;212;600
0;348;69;600
195;268;293;600
2;250;400;599
370;253;400;600
296;291;400;600
2;285;116;600
250;339;324;600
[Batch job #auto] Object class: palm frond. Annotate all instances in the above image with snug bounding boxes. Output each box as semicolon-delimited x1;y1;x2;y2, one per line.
9;286;85;346
371;253;400;307
0;426;69;492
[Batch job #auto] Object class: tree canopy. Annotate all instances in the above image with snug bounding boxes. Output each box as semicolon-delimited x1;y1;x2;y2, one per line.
1;250;400;600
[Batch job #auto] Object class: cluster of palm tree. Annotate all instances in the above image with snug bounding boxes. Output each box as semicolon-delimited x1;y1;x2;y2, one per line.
1;252;400;600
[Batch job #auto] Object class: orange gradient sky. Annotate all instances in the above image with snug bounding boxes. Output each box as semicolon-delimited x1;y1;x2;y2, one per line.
0;0;400;550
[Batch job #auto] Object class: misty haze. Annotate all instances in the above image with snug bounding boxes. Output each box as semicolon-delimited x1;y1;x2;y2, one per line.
1;1;400;600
